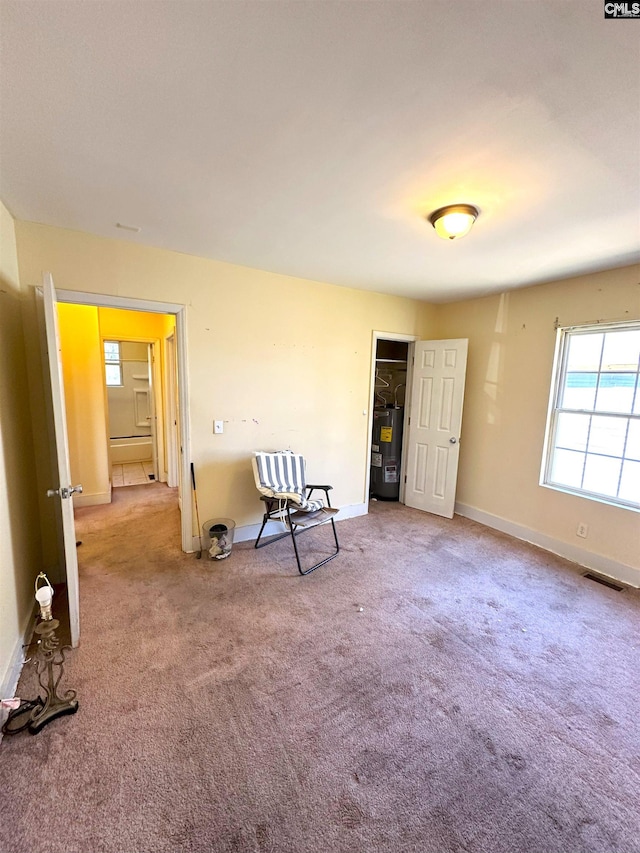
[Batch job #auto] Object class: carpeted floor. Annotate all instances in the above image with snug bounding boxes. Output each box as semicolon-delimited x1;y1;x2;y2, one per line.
1;483;639;853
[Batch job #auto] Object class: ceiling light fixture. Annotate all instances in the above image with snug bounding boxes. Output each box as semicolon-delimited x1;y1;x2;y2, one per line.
428;204;479;240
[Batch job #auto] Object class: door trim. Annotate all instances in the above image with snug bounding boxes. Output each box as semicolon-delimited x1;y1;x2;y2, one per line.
365;331;418;506
56;289;192;553
164;333;179;489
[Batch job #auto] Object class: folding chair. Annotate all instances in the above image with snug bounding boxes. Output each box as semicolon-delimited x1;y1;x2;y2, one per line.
252;451;340;575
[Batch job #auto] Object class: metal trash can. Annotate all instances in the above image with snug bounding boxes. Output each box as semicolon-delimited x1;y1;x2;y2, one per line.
202;518;235;560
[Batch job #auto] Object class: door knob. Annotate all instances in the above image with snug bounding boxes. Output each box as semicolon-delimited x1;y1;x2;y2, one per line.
449;437;457;444
46;485;83;499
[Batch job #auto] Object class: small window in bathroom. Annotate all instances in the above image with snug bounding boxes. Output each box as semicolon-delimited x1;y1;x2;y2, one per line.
104;340;123;386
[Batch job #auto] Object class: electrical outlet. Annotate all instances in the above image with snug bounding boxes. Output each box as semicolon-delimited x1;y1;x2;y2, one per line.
577;522;588;539
214;420;224;434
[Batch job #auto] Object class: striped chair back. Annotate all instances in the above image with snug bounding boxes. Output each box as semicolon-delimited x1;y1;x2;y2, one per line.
252;451;307;505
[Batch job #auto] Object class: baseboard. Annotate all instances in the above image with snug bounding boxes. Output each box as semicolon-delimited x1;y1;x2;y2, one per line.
335;501;369;522
455;502;640;588
0;608;37;741
74;487;111;507
189;502;369;552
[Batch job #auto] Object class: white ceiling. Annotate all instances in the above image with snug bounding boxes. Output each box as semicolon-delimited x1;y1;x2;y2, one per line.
1;1;639;302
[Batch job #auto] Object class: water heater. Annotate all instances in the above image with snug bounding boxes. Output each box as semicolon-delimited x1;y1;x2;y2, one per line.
370;407;404;500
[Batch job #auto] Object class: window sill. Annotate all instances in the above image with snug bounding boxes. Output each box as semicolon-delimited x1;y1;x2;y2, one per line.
539;481;640;513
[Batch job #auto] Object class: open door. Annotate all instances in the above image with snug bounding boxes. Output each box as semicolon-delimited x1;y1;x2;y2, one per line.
404;339;468;519
38;272;82;647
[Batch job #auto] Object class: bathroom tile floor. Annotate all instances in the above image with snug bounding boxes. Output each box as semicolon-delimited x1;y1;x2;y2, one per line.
112;462;155;487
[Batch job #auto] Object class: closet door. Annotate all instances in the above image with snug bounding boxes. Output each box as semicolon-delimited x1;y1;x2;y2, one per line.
404;339;468;518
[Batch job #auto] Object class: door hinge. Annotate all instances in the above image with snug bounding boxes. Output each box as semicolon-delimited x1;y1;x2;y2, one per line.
404;475;407;483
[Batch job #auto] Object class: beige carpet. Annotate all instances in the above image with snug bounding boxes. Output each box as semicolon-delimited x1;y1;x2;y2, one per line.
1;483;639;853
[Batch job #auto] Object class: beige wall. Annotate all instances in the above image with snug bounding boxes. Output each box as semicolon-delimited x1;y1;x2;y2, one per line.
436;265;640;571
15;222;435;532
0;201;41;696
57;304;111;503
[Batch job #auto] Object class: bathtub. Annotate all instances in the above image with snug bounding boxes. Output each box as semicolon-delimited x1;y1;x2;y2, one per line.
110;435;153;465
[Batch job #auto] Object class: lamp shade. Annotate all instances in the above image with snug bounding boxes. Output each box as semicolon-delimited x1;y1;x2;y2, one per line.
428;204;479;240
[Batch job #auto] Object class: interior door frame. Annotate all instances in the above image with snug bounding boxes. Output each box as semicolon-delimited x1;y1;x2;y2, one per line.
57;289;193;553
365;331;418;505
164;332;179;489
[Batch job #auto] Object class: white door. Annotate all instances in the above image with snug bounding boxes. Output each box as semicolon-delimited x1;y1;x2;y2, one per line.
404;339;468;518
38;272;81;647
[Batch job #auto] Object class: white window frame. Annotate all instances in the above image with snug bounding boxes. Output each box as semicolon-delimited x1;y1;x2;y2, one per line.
540;320;640;512
104;339;123;386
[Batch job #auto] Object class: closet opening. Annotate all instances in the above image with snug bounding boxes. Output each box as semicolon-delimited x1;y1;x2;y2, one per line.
370;338;410;501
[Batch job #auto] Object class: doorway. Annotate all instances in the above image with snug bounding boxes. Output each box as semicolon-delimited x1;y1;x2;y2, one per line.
38;277;193;648
366;332;470;519
366;332;418;505
371;339;409;501
57;304;179;500
56;289;192;554
104;339;158;488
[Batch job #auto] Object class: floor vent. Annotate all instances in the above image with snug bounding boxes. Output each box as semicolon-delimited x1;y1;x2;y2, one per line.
582;572;624;592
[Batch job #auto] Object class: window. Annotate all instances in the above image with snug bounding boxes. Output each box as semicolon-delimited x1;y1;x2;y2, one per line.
542;322;640;510
104;340;122;386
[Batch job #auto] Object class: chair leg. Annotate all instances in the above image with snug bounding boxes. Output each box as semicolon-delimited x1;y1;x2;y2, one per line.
254;500;291;549
289;506;340;576
254;498;340;575
254;510;271;548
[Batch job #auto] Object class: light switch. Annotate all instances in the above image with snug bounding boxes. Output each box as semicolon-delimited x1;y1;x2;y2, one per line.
214;420;224;434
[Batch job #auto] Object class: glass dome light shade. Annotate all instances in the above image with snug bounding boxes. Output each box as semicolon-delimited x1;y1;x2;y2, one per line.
428;204;479;240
